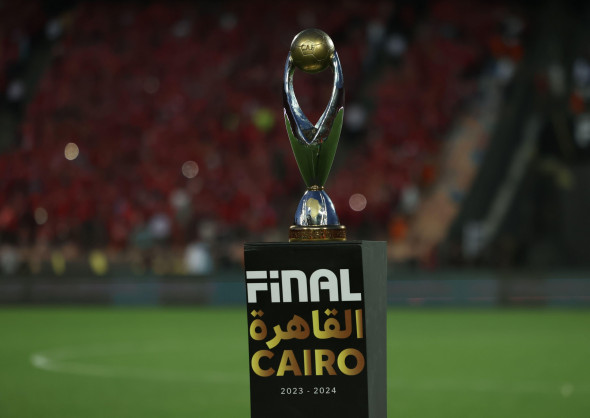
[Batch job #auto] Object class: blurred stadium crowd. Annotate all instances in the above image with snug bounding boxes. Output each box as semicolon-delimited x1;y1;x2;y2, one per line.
0;0;569;277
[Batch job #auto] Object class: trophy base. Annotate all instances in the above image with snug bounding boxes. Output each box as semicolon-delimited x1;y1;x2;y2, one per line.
288;225;346;242
244;241;387;418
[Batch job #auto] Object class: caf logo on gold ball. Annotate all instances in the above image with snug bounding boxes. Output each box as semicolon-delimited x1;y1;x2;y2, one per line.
290;28;335;73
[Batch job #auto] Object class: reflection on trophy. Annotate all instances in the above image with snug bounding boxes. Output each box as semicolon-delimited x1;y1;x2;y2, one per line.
283;29;346;242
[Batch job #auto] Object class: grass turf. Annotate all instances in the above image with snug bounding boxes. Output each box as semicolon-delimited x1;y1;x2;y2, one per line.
0;308;588;417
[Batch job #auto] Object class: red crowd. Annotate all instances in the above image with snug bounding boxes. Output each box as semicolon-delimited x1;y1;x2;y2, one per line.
0;0;524;267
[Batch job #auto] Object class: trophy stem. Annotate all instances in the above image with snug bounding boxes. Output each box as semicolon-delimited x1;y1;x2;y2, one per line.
289;187;347;241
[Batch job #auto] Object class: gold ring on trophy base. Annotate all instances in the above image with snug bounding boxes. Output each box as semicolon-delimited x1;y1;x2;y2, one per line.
289;225;346;242
307;185;324;191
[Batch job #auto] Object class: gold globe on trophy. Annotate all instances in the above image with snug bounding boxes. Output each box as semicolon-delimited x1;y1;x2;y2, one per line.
290;29;335;73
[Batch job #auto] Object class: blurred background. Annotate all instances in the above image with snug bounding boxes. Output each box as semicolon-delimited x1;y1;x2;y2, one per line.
1;2;590;418
0;0;589;306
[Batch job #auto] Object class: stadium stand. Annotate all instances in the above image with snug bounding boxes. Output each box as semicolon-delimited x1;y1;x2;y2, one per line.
0;0;530;275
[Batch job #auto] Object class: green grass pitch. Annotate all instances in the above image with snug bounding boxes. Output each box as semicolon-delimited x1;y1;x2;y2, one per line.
0;307;589;417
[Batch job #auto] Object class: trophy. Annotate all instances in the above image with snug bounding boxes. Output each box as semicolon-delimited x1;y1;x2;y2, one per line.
283;29;346;242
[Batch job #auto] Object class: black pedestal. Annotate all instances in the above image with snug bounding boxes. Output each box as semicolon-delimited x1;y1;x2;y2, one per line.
244;241;387;418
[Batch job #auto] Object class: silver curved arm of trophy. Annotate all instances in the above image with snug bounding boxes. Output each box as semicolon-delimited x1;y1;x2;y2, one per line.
283;53;344;146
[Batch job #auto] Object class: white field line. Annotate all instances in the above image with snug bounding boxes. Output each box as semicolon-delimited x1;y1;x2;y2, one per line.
30;342;590;397
30;342;247;384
